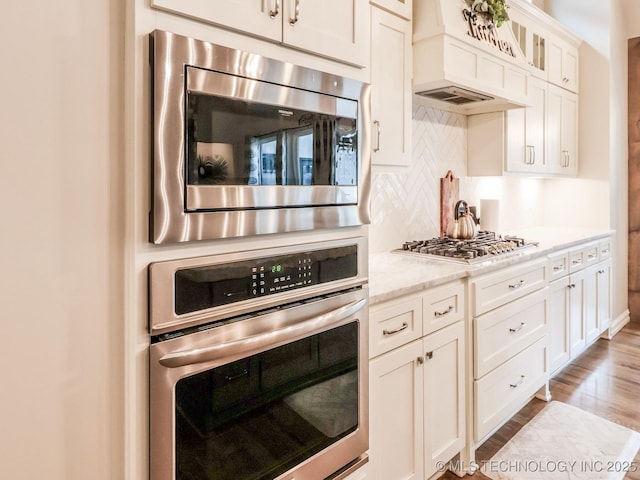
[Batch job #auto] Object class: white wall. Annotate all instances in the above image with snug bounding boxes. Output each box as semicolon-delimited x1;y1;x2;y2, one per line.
0;1;125;479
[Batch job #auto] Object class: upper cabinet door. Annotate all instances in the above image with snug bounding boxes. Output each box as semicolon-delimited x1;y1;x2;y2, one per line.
150;0;369;67
370;6;412;166
548;35;579;92
282;0;369;67
370;0;412;20
150;0;281;40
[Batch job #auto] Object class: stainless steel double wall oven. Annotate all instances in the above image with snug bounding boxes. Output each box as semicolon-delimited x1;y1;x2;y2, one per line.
148;30;371;480
150;30;371;244
149;238;369;480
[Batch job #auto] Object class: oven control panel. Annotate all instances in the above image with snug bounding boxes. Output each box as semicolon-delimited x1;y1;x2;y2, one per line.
173;245;357;316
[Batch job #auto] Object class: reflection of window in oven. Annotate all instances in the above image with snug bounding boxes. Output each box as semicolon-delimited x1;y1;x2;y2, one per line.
259;136;277;185
283;126;313;185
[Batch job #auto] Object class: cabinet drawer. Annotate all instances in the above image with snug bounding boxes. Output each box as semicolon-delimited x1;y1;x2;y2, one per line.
472;259;547;316
474;336;548;441
599;238;612;260
548;251;569;280
583;242;599;267
474;287;548;379
423;281;465;336
370;296;422;358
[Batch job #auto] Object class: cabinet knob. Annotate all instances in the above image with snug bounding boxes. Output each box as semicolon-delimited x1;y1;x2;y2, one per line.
425;351;433;360
417;356;424;365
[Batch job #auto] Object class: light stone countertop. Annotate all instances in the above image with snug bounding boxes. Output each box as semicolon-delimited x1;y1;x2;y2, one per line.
368;227;615;305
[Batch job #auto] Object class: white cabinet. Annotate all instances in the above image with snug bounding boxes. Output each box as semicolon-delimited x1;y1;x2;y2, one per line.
548;275;570;374
369;281;466;480
470;258;549;443
423;322;465;478
509;7;548;79
469;77;579;178
370;340;424;480
596;259;612;334
468;77;547;175
370;6;411;166
568;268;587;357
150;0;370;67
548;34;579;92
586;258;612;344
547;238;613;374
513;77;547;174
547;85;578;176
370;0;412;20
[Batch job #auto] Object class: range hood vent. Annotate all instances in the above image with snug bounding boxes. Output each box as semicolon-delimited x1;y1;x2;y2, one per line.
413;0;532;114
415;86;494;105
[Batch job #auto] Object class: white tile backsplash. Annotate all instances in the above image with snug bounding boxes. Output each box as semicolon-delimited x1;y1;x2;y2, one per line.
369;105;544;253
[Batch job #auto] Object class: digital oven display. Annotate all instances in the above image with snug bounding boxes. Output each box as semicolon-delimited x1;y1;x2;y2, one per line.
173;245;357;316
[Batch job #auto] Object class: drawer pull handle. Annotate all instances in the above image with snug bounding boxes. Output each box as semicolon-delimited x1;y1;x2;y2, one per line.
383;322;408;336
572;259;582;265
289;0;300;25
510;375;526;389
269;0;280;18
588;254;597;260
509;280;524;289
553;265;565;272
598;269;605;275
568;283;576;289
602;249;610;254
434;305;454;317
224;369;249;382
509;322;526;333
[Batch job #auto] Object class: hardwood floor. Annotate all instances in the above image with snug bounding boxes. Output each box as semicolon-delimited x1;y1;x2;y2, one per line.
441;322;640;479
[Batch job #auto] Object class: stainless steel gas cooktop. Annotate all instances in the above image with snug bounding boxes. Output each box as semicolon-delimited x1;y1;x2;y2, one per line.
396;231;538;264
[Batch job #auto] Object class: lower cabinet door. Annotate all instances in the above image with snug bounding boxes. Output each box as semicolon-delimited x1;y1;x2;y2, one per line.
569;269;587;358
369;340;424;480
423;321;466;478
596;259;612;335
548;277;570;374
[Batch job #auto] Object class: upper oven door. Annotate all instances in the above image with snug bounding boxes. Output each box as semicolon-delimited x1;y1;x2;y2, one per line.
185;67;359;210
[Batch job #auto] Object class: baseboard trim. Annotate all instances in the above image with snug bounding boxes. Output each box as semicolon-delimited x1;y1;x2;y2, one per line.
604;309;631;339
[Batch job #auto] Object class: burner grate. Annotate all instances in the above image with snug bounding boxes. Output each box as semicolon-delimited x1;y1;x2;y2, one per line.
399;232;535;263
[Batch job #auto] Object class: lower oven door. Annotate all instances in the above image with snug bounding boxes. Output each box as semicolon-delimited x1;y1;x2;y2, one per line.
150;287;369;480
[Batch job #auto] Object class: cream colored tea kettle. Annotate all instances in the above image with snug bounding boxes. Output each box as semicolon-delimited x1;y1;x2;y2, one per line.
447;200;478;240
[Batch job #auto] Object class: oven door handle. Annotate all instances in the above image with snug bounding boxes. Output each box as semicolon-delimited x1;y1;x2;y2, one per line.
158;297;367;368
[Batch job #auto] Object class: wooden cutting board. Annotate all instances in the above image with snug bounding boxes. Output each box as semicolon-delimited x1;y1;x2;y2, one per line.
440;170;459;237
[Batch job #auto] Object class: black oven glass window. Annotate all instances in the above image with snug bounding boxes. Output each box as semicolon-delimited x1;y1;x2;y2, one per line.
174;322;359;480
186;93;358;187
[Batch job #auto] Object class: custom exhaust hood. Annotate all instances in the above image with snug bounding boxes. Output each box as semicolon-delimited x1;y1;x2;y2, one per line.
413;0;531;114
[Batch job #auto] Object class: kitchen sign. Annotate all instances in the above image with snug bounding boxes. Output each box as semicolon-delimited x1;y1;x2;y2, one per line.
462;8;516;58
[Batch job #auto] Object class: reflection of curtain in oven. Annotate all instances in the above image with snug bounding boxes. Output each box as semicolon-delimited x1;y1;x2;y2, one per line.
312;116;336;185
